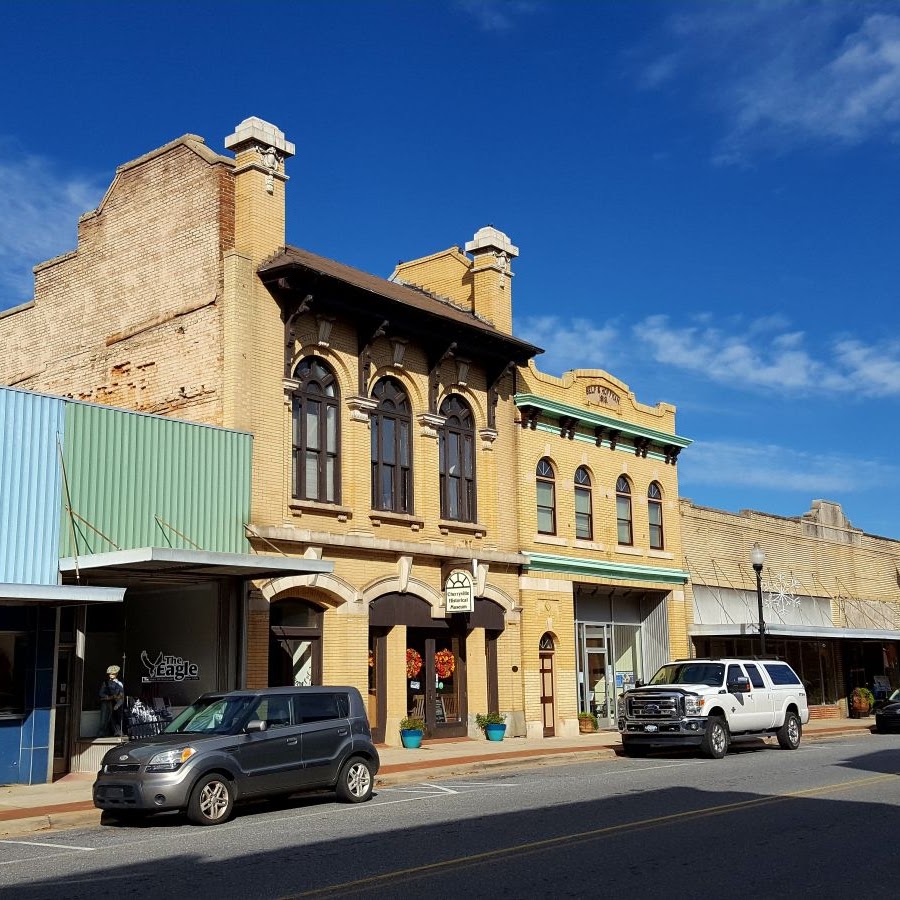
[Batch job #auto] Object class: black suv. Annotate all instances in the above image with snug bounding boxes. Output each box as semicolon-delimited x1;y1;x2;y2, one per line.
93;686;379;825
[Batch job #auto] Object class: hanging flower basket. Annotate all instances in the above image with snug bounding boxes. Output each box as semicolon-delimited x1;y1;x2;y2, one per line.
406;648;423;679
434;649;455;679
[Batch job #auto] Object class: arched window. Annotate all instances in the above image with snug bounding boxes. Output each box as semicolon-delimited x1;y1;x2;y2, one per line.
536;458;556;535
648;481;664;550
616;475;633;546
439;395;476;522
574;466;593;540
370;377;412;513
291;357;339;503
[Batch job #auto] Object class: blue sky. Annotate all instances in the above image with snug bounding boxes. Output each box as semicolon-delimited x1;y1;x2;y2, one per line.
2;1;900;536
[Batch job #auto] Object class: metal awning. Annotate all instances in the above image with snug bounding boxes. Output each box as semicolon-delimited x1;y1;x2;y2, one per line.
688;622;900;642
0;583;125;604
58;547;334;581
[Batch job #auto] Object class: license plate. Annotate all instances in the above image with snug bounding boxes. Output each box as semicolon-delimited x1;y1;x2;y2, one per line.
644;724;658;733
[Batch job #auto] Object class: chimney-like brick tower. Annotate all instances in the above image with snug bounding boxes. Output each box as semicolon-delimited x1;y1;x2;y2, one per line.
221;117;295;465
224;116;295;261
464;225;517;335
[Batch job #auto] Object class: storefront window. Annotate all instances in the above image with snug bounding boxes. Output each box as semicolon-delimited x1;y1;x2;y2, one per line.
0;632;28;715
81;585;221;738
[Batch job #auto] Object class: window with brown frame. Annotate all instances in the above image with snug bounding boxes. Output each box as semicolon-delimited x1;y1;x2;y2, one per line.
648;481;664;550
370;377;412;513
574;466;593;540
616;475;633;546
536;457;556;534
439;395;476;522
291;357;340;503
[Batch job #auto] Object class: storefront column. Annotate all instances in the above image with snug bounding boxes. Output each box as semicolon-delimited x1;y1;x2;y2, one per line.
246;589;270;689
384;625;407;747
465;629;488;737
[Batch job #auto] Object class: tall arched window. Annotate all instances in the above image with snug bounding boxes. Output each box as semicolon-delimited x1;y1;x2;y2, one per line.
616;475;633;546
370;377;412;513
439;395;476;522
574;466;593;540
648;481;664;550
291;357;340;503
536;457;556;535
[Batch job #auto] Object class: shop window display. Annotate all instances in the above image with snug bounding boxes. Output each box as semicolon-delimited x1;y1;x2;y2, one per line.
81;584;221;738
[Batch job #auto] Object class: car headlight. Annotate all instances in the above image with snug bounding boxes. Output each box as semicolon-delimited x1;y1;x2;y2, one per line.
617;697;626;714
684;696;705;716
146;747;197;773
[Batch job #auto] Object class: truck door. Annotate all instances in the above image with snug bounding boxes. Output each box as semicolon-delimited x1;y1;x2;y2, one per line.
726;663;765;731
744;662;776;728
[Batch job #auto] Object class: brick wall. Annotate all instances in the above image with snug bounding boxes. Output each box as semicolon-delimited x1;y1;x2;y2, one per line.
0;138;233;426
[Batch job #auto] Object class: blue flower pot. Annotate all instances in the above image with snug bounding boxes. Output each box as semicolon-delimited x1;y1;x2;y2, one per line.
400;728;423;749
485;723;506;741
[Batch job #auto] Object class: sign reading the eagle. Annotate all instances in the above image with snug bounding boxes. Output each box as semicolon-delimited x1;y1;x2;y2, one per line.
140;650;200;683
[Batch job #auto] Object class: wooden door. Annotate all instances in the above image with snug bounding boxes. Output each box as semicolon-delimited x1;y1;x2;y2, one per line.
540;651;555;737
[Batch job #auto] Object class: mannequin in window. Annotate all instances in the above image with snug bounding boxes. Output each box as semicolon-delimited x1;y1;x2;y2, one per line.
99;665;125;737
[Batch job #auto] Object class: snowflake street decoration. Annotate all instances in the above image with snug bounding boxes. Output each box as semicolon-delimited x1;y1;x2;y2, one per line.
762;572;800;615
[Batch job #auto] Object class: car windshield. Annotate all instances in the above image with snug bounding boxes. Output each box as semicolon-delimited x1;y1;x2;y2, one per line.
164;695;258;735
649;663;725;687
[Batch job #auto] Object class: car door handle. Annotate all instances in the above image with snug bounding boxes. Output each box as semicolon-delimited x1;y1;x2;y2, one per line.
286;738;298;745
337;729;349;736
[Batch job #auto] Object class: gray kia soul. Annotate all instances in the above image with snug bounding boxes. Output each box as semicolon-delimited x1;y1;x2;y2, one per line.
93;686;380;825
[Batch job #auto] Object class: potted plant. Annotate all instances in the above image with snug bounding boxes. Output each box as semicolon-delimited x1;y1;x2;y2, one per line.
850;686;875;717
475;712;507;741
578;711;599;733
399;716;425;749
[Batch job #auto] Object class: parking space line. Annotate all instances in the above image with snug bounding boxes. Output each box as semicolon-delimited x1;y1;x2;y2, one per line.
0;839;95;851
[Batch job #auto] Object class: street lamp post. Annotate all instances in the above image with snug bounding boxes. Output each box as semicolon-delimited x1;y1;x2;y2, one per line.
751;543;766;656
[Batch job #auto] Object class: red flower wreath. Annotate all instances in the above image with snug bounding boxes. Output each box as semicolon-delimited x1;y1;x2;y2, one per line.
434;648;455;679
406;648;423;679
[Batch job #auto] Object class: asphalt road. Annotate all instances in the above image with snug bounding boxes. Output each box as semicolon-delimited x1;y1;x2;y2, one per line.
1;733;898;899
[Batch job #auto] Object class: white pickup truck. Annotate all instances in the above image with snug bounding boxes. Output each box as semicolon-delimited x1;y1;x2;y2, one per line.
616;657;809;759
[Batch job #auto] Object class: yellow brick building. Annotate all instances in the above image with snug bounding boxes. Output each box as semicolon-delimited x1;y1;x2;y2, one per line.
680;499;900;716
0;115;699;743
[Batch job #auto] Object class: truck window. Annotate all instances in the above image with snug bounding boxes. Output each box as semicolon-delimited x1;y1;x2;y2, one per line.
744;663;765;689
726;664;745;685
763;663;802;686
649;663;725;687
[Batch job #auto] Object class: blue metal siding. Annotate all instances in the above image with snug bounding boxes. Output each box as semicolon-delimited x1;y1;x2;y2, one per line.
0;389;64;584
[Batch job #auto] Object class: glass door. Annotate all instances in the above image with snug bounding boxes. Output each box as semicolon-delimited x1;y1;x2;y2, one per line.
581;625;613;726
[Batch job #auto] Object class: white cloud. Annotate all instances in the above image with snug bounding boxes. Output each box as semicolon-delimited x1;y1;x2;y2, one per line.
636;2;900;162
516;315;621;371
519;310;900;398
0;143;103;309
681;439;895;495
456;0;541;33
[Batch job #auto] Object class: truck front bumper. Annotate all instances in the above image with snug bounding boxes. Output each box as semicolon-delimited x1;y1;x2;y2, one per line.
618;717;708;744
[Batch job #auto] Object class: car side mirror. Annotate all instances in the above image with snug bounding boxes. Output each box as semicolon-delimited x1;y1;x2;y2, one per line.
728;676;751;694
635;680;644;689
244;719;268;733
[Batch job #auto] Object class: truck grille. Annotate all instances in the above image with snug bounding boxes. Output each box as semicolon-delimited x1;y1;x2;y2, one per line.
627;695;681;719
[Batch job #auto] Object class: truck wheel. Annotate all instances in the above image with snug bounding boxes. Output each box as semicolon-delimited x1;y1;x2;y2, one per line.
701;716;730;759
621;739;649;758
777;712;802;750
187;773;235;825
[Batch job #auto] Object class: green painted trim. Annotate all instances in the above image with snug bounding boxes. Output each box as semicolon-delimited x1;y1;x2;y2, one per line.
515;393;691;448
525;551;689;584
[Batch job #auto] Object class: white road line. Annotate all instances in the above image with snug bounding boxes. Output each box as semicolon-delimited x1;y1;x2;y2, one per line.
0;839;95;851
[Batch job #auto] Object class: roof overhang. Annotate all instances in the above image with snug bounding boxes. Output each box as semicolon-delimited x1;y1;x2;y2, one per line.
0;583;125;604
688;622;900;642
58;547;334;582
526;552;689;586
258;246;542;378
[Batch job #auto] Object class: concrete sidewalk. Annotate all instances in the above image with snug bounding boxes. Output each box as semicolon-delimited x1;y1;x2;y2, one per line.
0;718;876;838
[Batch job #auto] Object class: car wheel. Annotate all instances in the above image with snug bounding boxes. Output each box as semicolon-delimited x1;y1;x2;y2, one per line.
335;757;373;803
621;739;649;758
777;712;802;749
701;716;730;759
187;773;235;825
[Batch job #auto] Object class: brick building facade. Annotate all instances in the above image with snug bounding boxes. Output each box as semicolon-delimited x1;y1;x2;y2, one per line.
0;115;698;741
